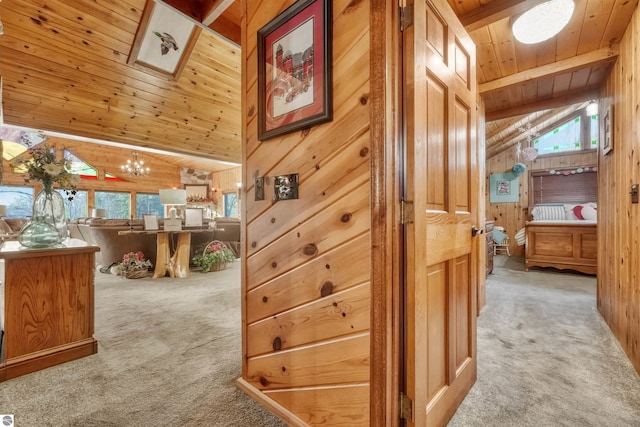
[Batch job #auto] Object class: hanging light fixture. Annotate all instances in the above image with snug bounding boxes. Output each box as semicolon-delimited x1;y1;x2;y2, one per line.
120;151;150;177
586;101;599;116
517;122;540;161
512;0;575;44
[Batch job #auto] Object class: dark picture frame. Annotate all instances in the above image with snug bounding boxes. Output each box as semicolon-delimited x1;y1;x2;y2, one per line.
601;104;613;156
257;0;332;141
184;184;210;202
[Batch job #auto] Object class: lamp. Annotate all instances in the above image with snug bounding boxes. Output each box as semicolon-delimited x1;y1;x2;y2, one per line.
120;151;150;177
512;0;575;44
90;208;106;218
159;189;187;218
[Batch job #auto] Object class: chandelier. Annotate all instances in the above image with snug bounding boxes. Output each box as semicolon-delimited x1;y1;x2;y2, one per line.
120;151;150;177
517;122;540;161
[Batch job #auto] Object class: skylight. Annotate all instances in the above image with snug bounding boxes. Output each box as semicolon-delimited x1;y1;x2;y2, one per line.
512;0;575;44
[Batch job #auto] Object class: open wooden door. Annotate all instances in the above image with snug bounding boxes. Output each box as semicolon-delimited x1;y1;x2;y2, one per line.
402;0;478;425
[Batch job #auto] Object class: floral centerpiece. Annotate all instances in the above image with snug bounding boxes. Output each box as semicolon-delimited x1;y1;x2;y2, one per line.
11;142;81;198
10;142;81;247
192;241;235;272
117;251;153;279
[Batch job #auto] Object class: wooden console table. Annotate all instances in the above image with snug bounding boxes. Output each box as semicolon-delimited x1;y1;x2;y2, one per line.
118;229;218;279
0;238;100;382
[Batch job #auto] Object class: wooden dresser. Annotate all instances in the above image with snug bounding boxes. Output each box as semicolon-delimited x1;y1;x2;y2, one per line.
485;221;494;276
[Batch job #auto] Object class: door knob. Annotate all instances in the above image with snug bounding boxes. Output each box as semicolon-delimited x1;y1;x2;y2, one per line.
471;225;484;237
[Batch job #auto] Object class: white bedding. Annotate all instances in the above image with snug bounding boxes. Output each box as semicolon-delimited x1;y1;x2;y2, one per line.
526;220;597;225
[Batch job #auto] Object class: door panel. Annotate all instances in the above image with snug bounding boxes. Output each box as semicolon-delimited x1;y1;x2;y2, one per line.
403;0;478;425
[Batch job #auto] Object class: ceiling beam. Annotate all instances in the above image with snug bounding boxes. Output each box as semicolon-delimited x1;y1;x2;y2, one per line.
461;0;549;32
485;113;529;141
485;88;601;121
208;14;241;45
479;46;619;94
158;0;202;22
202;0;236;26
487;103;586;158
487;106;569;153
158;0;240;45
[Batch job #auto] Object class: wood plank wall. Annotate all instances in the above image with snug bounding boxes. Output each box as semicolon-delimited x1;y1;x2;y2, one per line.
210;166;241;216
239;0;371;425
598;6;640;376
486;150;598;256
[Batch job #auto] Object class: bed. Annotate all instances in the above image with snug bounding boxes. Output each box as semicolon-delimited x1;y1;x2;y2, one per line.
525;204;597;275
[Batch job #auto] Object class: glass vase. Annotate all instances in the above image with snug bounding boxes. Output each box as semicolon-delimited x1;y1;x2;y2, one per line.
19;188;68;248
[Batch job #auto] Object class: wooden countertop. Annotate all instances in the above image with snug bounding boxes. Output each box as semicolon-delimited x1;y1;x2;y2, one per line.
0;238;100;259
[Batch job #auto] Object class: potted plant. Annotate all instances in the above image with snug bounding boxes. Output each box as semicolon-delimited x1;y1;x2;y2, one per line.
117;251;153;279
192;240;235;272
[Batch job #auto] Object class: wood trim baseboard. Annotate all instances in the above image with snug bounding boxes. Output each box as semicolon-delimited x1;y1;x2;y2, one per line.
2;338;97;381
235;378;309;426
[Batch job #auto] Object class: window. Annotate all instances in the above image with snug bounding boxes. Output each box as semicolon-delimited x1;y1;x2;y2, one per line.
533;112;599;156
224;192;238;217
136;193;163;218
64;149;98;180
95;191;131;219
533;116;582;155
529;168;598;206
56;189;88;219
590;114;599;149
0;186;33;218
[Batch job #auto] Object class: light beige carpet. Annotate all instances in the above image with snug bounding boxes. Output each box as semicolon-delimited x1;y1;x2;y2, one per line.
1;257;638;426
449;255;640;426
0;262;285;427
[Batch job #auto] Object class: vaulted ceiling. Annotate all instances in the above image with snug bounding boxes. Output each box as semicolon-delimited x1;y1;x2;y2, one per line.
0;0;242;172
0;0;637;164
449;0;637;157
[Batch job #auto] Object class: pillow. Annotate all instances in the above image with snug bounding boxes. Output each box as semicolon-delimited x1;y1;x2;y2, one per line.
564;204;579;220
574;204;598;221
515;228;526;246
581;205;597;221
531;205;565;221
492;228;508;244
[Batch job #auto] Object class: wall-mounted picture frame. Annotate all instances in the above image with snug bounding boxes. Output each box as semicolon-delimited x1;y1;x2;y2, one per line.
143;214;159;231
184;184;210;202
601;104;613;155
128;0;201;80
490;173;520;203
257;0;332;141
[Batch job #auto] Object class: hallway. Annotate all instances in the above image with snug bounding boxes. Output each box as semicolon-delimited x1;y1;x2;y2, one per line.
449;256;640;426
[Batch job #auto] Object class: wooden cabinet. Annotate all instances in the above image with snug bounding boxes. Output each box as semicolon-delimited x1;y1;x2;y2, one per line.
0;239;100;382
486;221;494;276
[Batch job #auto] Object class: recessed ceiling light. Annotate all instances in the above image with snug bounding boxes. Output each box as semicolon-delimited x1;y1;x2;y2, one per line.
512;0;575;44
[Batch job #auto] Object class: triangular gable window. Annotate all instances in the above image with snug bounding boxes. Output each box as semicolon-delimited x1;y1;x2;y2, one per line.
64;149;97;180
106;172;126;182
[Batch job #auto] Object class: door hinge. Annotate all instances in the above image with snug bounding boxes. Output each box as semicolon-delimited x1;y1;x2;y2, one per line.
400;392;414;421
400;4;414;31
401;200;414;224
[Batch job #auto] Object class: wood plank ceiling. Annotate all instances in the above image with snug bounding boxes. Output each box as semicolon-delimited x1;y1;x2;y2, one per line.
0;0;242;172
0;0;637;163
450;0;637;157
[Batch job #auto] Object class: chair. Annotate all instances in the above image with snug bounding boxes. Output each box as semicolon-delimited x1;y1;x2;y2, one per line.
493;226;511;256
